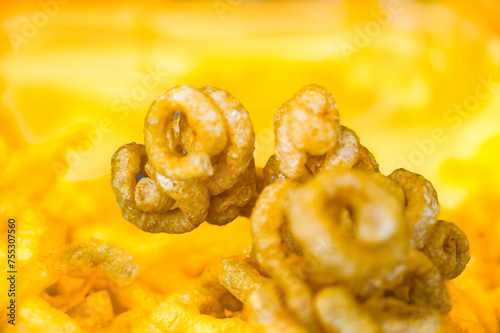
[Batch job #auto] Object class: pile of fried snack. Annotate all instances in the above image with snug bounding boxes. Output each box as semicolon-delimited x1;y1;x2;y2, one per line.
13;84;475;332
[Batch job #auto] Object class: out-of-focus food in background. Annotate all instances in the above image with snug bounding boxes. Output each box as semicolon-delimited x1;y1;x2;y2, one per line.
0;0;498;332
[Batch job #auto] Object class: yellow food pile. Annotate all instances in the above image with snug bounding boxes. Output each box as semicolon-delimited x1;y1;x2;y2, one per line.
0;81;495;332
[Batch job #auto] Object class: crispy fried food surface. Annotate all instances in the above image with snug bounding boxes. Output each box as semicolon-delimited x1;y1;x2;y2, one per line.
111;85;256;233
7;84;481;333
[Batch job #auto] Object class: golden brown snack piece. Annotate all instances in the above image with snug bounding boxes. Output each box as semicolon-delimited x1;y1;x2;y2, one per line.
206;160;256;226
105;82;473;332
306;127;380;174
287;170;409;287
314;287;378;333
41;270;99;312
144;84;227;180
200;86;256;195
404;250;451;313
144;85;255;192
111;142;209;233
262;155;286;186
239;165;267;218
245;279;308;333
131;290;252;333
250;179;319;331
423;220;470;279
305;127;379;174
388;168;440;249
275;84;341;180
113;85;256;232
18;297;85;333
66;290;115;330
201;256;263;311
363;297;443;333
20;238;137;297
307;126;358;171
134;177;175;213
354;145;380;172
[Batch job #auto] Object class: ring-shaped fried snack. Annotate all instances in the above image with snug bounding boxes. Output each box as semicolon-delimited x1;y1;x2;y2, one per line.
20;238;137;297
134;177;174;213
239;166;265;219
41;270;99;312
250;179;319;331
111;142;209;233
262;155;286;187
245;279;308;333
305;127;380;174
363;297;443;333
275;84;341;180
201;256;263;309
287;170;409;286
200;86;255;195
18;297;85;333
206;160;256;226
388;168;440;249
314;287;378;333
144;84;227;179
308;126;361;173
66;290;115;330
404;249;451;313
131;290;252;333
354;145;379;172
422;220;470;279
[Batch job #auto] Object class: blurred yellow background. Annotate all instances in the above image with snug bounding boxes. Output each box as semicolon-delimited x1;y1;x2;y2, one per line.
0;0;499;331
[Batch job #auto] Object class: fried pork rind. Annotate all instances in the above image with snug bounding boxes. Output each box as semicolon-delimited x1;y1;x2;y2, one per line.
12;80;478;333
262;155;285;187
18;297;85;333
131;290;253;333
274;84;341;180
245;279;307;333
354;145;380;172
201;256;263;305
134;177;175;213
20;238;138;297
250;179;319;330
144;85;255;188
389;168;440;249
207;160;257;226
404;249;451;313
15;239;138;333
113;85;256;232
306;126;379;174
40;271;99;312
66;290;115;330
314;287;378;333
363;297;443;333
273;84;379;181
111;142;209;233
287;170;409;287
200;86;256;196
423;220;471;279
144;84;227;179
